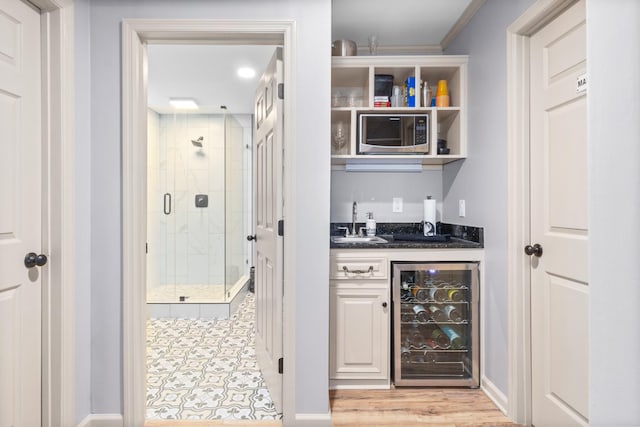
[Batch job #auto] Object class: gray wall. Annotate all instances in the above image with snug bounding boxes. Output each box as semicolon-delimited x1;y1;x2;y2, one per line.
74;0;92;422
78;0;331;419
587;0;640;423
443;0;536;395
330;170;443;223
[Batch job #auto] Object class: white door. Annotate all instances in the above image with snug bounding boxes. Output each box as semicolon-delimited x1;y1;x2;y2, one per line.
253;48;284;413
0;0;43;426
529;1;588;426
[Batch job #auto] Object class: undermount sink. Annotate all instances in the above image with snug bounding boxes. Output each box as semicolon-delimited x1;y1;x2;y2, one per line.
331;235;388;244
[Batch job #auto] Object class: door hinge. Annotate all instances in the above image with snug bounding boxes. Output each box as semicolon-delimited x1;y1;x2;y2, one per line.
278;83;284;100
278;357;284;374
278;219;284;236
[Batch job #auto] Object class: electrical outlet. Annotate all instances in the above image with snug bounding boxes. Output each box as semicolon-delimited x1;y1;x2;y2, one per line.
459;199;466;217
393;197;403;213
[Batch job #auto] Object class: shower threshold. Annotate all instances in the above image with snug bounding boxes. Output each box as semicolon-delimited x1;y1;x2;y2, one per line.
146;276;249;319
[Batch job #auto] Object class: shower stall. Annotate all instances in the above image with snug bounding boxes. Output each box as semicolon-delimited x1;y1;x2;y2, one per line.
146;110;252;318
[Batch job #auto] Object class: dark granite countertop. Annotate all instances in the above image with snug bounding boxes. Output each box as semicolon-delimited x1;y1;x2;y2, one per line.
329;222;484;250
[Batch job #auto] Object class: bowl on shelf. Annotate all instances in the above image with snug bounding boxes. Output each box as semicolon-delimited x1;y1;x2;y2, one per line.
438;147;451;155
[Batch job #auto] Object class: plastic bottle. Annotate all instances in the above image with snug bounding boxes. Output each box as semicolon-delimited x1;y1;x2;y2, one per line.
365;212;376;236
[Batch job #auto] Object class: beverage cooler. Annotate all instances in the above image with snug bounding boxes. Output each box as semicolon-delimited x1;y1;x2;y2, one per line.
392;262;479;387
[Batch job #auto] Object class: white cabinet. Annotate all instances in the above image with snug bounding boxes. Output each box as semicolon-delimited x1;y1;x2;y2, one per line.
329;253;390;389
330;287;389;382
331;55;468;165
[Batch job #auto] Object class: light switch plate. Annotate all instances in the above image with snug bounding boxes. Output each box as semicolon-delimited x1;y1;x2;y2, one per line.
459;199;466;217
393;197;403;213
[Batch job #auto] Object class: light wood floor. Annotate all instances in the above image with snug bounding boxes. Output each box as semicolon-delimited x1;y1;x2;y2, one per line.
146;388;520;427
330;388;520;427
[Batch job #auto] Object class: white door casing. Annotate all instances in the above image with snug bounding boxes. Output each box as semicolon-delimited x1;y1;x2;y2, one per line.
253;47;284;414
529;1;588;425
0;0;42;425
123;21;296;426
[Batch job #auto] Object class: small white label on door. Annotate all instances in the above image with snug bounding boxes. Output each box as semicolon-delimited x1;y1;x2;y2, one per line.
576;73;587;93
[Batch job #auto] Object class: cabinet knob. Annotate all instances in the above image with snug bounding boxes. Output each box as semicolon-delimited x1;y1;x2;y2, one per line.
382;302;388;308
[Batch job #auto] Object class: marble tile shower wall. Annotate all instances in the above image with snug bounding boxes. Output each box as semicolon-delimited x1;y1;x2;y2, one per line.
147;113;247;292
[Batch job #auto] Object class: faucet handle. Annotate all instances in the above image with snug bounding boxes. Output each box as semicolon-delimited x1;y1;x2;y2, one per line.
336;226;349;237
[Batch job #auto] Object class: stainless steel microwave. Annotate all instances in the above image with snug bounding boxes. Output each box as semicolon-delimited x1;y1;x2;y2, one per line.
358;113;429;154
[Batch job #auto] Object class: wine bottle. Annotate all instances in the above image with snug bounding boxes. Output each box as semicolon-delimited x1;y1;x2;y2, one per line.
430;327;450;349
443;304;463;322
407;322;426;349
413;304;429;322
415;287;429;301
440;325;466;349
428;305;447;322
447;288;464;302
428;287;448;302
401;345;411;363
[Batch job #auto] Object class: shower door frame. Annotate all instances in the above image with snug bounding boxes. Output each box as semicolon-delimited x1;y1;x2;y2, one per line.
122;20;297;426
147;112;251;304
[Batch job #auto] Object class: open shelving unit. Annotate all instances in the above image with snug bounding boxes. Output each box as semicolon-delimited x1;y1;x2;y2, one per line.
331;55;468;166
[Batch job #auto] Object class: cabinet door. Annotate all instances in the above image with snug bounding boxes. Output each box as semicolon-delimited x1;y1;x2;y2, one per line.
330;286;389;380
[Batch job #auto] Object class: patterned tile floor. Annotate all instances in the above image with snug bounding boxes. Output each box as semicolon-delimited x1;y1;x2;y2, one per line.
146;293;281;421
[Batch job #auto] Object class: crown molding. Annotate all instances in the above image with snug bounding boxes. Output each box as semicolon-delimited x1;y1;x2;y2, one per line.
441;0;487;50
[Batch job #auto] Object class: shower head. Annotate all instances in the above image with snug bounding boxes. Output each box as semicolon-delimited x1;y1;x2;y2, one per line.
191;136;204;147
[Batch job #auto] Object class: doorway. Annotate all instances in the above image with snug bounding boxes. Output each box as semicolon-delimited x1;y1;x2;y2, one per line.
122;20;296;427
144;43;281;420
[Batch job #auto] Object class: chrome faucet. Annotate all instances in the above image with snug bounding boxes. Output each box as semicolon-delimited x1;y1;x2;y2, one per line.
352;201;357;237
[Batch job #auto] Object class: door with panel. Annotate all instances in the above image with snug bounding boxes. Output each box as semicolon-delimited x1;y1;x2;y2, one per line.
529;1;588;425
0;0;43;426
253;47;284;413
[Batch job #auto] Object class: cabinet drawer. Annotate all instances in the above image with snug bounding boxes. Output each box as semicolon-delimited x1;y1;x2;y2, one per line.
331;256;388;280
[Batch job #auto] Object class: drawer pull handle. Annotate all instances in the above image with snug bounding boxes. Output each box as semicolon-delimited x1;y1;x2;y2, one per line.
342;265;374;274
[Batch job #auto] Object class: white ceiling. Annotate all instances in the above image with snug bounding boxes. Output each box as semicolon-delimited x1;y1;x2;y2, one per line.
146;1;478;115
147;44;277;115
332;0;474;53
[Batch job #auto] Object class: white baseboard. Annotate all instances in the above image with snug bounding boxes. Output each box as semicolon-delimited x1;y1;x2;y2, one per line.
293;412;332;427
481;375;508;416
77;414;123;427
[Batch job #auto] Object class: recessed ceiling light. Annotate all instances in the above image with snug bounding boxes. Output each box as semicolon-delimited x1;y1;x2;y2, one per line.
237;67;256;79
169;98;199;110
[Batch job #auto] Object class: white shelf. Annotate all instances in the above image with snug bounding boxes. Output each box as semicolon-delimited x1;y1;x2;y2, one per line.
331;55;468;166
